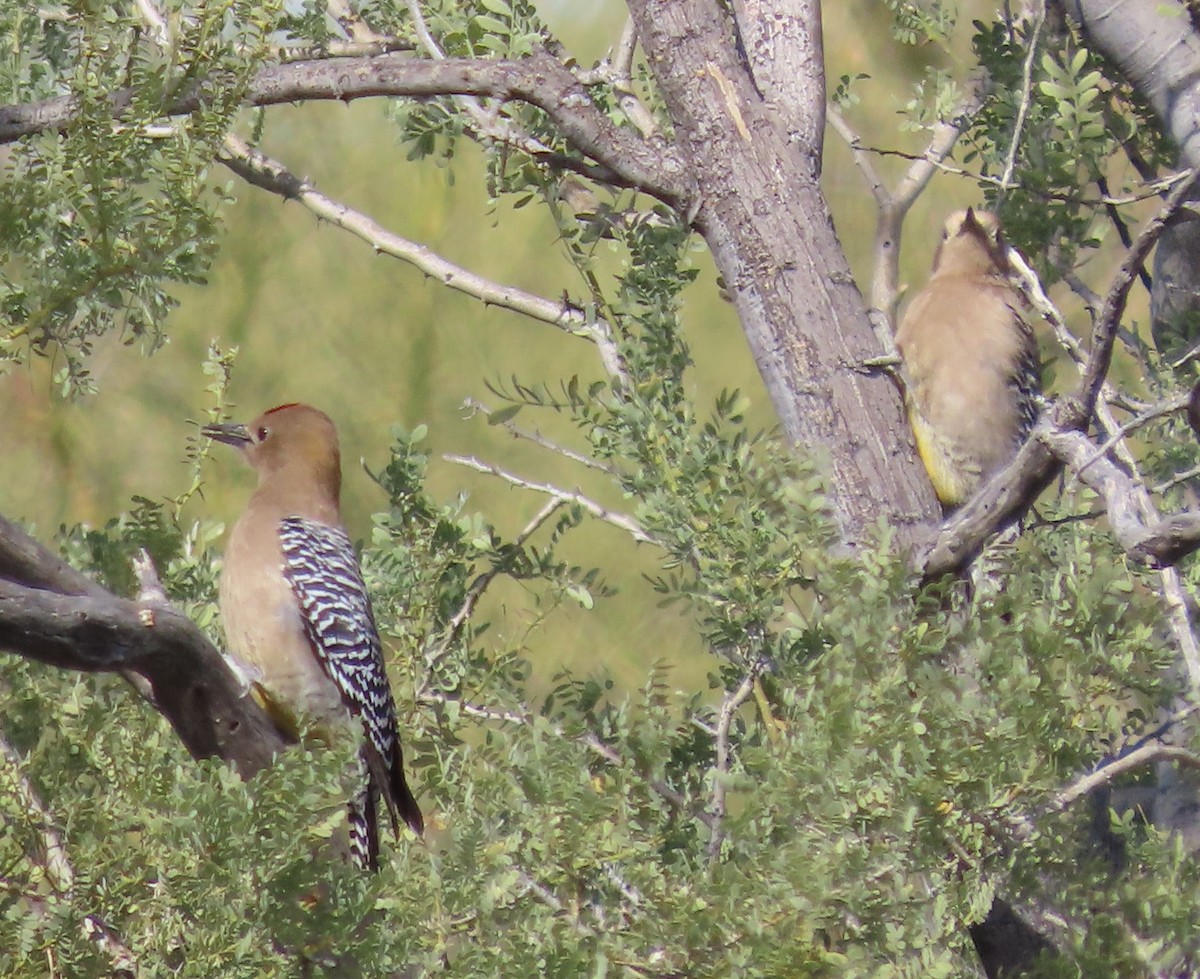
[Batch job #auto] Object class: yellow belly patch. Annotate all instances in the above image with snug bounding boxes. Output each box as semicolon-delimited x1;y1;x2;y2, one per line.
908;408;973;508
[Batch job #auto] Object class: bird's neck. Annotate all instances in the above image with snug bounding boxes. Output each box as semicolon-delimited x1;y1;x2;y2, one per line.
251;468;342;525
935;240;1005;279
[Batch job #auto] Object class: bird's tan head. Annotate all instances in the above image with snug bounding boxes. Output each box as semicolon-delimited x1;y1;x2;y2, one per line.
203;403;342;500
931;207;1010;276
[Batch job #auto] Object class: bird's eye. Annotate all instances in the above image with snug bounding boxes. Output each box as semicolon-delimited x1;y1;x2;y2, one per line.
256;426;270;442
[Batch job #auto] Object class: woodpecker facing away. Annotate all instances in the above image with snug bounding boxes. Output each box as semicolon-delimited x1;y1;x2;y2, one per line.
895;208;1041;510
204;403;423;869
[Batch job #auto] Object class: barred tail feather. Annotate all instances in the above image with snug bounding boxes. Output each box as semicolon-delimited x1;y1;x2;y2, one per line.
348;777;380;871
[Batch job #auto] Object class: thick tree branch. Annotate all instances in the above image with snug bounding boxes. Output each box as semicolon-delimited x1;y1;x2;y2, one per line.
916;429;1061;581
0;515;107;599
0;52;692;205
730;0;824;174
0;516;289;777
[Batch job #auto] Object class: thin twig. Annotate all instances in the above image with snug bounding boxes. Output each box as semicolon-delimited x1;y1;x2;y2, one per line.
275;39;415;61
706;666;760;862
1007;245;1085;366
581;731;717;829
997;0;1043;193
843;148;1191;206
405;0;553;158
892;84;987;210
444;454;654;543
830;83;983;327
1074;395;1188;477
1079;168;1200;415
1154;462;1200;496
1039;425;1200;690
461;399;618;474
826;105;888;206
416;690;716;828
0;737;139;976
1170;333;1200;371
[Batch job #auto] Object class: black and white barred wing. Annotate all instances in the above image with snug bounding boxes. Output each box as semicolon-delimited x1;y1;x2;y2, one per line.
277;516;399;763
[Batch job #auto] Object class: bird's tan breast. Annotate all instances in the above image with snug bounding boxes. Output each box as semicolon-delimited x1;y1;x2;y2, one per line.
219;505;345;729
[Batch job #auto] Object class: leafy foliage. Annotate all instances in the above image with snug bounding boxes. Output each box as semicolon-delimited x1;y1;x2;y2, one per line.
1;1;1199;977
0;1;277;395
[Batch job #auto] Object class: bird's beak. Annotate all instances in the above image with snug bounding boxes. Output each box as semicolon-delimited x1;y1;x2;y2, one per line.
201;421;253;448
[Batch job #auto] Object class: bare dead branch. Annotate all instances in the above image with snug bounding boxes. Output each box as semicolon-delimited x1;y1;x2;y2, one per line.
444;454;654;544
218;136;626;380
1053;743;1200;812
0;516;289;777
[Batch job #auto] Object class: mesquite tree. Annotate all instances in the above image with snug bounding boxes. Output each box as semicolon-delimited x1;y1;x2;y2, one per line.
1;1;1200;976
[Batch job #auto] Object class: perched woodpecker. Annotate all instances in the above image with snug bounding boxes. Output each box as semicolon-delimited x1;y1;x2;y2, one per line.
895;208;1041;510
203;403;423;869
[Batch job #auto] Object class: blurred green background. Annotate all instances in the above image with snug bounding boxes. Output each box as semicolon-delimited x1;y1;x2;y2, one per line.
0;1;1119;689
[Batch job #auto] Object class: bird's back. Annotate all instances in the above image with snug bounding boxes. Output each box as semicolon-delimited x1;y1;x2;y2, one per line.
896;269;1036;507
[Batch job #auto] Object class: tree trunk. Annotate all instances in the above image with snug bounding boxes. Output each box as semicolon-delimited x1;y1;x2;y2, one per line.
626;0;939;552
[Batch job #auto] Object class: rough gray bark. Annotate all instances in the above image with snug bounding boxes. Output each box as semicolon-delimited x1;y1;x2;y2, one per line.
625;0;938;552
1057;0;1200;162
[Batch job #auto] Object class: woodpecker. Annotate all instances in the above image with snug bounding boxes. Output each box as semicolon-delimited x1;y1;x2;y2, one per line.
895;208;1041;510
203;403;423;869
